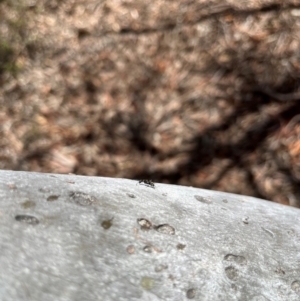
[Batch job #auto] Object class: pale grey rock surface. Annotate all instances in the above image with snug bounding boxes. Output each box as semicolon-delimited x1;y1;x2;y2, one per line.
0;170;299;301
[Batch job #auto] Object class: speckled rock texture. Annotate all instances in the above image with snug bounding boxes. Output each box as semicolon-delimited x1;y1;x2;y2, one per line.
0;170;299;301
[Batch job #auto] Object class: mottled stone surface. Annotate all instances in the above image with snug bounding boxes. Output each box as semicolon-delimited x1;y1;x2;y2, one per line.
0;170;299;301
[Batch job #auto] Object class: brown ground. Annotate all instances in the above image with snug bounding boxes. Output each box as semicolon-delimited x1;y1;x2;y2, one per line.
1;0;300;206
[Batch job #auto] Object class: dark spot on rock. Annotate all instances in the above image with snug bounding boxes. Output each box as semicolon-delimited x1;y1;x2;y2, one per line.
168;274;175;281
287;229;296;237
39;188;50;193
101;218;114;230
177;243;186;250
127;193;136;198
194;195;212;204
222;199;228;203
291;280;300;293
138;179;155;188
225;266;239;281
224;254;247;266
275;268;285;275
155;264;168;272
47;195;59;202
137;218;152;230
242;216;249;224
21;200;36;209
186;288;196;299
143;245;152;253
15;215;39;225
154;224;175;235
126;245;135;254
69;191;97;206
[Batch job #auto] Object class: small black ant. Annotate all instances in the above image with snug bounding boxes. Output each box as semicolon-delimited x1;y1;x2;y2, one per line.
137;179;155;188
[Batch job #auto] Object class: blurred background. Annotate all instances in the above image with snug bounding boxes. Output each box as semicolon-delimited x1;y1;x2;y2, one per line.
1;0;300;206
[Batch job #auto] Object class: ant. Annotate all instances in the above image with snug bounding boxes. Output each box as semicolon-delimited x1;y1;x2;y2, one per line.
137;179;155;188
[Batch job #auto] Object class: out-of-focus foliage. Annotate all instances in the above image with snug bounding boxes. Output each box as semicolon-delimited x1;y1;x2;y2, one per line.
1;0;300;207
